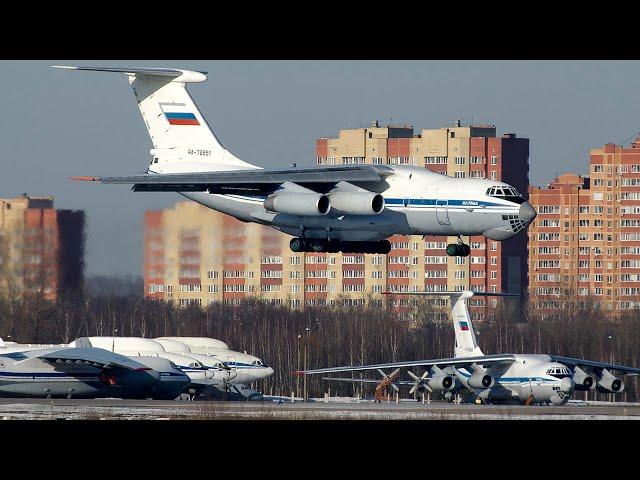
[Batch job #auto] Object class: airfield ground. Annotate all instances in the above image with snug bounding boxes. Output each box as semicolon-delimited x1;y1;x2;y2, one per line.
0;397;639;420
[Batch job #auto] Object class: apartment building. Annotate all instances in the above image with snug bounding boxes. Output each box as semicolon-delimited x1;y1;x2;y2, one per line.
528;138;640;316
0;194;85;301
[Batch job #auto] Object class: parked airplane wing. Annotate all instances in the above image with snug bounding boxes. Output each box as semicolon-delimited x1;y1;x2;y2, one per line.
73;165;395;194
295;354;516;376
321;377;414;386
38;348;151;371
549;356;640;376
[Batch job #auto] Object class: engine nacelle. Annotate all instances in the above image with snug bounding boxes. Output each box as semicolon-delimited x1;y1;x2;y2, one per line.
596;369;625;393
264;193;330;216
468;371;494;389
427;374;456;392
328;191;385;215
573;366;596;391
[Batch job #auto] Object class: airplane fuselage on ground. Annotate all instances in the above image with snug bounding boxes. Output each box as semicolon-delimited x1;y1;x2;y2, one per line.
456;354;574;405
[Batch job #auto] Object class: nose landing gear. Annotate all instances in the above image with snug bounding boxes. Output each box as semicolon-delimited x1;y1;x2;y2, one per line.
446;237;471;257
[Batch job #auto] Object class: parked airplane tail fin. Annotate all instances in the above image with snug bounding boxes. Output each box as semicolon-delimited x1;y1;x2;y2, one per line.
52;65;257;171
383;290;518;358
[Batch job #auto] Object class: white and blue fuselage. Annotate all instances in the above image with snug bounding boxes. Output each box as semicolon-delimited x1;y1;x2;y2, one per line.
172;166;536;243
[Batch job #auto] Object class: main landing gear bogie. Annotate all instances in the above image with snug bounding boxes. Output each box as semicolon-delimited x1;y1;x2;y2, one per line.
289;238;391;254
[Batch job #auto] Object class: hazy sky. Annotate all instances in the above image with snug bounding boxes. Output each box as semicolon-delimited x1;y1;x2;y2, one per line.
1;60;639;276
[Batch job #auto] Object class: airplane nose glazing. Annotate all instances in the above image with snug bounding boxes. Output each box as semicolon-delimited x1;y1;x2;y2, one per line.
519;202;537;224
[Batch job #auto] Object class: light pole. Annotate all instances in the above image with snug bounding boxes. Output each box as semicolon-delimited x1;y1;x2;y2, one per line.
296;334;301;399
607;335;614;402
304;326;310;402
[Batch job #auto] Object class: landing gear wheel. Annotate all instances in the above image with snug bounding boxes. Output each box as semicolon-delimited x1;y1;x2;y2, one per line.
310;239;326;253
446;243;470;257
290;237;305;252
379;240;391;254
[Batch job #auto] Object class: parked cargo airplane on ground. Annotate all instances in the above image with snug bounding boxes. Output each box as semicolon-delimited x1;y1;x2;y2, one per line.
155;337;274;385
55;65;536;256
297;291;640;405
0;346;189;399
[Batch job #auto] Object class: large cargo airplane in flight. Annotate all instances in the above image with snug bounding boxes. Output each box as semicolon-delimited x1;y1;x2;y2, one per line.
297;291;640;405
55;65;536;256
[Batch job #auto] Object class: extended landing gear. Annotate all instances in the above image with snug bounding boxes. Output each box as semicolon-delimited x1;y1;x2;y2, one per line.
446;237;470;257
289;238;391;254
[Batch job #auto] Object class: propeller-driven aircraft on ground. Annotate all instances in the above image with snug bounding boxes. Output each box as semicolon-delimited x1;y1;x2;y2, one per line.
55;65;536;256
296;291;640;405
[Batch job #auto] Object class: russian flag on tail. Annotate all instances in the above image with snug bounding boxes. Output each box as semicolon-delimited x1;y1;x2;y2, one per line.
459;321;470;331
160;102;200;126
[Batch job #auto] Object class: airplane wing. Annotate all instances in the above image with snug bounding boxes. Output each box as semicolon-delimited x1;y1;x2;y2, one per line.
72;165;395;195
296;354;516;376
37;348;151;371
549;356;640;376
321;377;414;386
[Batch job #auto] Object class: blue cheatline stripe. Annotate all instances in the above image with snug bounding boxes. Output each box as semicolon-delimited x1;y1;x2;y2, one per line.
164;112;197;120
384;198;507;208
225;195;513;209
457;369;558;385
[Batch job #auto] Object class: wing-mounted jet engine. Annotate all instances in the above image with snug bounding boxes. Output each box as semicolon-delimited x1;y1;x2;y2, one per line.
596;368;625;393
572;366;596;391
467;363;495;390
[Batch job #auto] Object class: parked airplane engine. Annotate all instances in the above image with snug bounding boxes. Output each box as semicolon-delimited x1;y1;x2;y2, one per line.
264;192;330;216
573;366;596;391
468;371;494;389
428;374;456;392
328;191;385;215
596;368;625;393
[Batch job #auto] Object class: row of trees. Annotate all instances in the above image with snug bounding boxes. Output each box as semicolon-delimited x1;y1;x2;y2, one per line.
0;293;638;401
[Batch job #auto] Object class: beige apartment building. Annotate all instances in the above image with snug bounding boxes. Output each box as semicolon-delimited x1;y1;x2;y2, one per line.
528;138;640;317
144;122;530;320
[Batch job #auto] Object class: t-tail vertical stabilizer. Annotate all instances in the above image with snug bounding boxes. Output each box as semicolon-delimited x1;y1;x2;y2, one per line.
384;290;519;358
52;65;258;173
451;291;484;358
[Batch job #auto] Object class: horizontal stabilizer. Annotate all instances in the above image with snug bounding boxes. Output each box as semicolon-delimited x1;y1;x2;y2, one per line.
52;65;208;83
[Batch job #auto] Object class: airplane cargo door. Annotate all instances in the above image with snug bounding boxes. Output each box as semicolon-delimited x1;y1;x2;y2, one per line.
436;200;450;225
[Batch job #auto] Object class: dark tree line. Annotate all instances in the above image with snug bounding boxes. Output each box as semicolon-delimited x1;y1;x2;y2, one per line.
0;293;638;401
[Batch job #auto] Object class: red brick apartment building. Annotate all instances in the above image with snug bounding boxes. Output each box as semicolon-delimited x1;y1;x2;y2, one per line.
0;194;85;302
528;138;640;317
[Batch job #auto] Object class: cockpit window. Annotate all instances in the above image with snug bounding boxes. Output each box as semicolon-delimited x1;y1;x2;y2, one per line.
547;366;572;378
486;185;526;204
251;360;263;366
